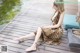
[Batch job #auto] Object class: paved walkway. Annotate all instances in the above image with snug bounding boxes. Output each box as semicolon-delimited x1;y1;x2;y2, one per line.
0;0;75;53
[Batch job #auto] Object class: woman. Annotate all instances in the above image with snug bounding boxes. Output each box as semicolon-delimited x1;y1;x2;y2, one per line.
15;1;65;52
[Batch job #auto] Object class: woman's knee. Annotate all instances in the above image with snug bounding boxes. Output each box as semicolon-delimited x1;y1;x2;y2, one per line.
38;27;42;31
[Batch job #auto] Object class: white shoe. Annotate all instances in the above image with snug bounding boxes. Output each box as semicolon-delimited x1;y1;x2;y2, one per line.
25;45;37;52
26;47;36;52
15;38;25;43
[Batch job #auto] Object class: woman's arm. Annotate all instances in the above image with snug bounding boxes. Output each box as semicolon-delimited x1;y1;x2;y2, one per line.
43;11;65;28
51;11;58;21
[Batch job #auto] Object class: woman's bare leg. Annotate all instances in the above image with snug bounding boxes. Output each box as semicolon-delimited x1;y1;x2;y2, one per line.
26;27;42;51
15;32;35;42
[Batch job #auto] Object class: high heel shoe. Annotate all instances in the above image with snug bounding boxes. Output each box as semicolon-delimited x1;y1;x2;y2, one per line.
15;38;25;43
25;43;39;52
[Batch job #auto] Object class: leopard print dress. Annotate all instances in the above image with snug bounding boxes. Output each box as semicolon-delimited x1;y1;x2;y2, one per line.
34;11;63;45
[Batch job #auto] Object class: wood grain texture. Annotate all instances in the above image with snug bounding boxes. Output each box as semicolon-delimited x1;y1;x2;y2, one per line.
0;10;75;53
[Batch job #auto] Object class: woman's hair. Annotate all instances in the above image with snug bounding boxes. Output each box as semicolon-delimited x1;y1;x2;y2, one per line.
53;1;64;12
52;1;64;25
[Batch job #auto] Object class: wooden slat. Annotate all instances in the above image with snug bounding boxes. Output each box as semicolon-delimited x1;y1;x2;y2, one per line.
45;47;74;53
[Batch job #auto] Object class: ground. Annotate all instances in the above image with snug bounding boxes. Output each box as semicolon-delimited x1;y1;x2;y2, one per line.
0;0;75;53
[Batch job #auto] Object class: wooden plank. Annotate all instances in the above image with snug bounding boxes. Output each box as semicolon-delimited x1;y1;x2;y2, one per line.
45;47;74;53
3;26;35;33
